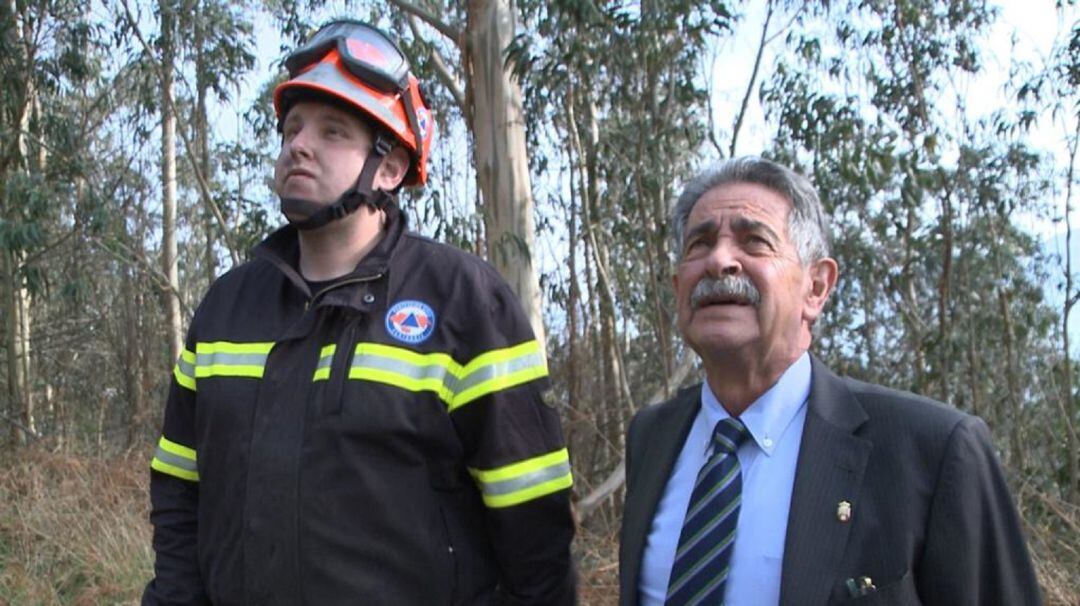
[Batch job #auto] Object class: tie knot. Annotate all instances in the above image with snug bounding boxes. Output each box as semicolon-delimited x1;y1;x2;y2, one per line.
711;417;748;455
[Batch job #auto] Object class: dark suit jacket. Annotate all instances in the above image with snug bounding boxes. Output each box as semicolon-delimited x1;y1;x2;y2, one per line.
619;356;1041;605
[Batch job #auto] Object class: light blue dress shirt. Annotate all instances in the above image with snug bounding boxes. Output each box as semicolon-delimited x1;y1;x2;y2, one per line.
639;352;811;606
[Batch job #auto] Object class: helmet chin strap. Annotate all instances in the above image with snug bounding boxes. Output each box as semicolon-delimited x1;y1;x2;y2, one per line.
281;135;395;231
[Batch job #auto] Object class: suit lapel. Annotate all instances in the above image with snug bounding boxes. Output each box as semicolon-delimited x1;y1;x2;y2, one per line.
621;388;699;605
779;356;872;606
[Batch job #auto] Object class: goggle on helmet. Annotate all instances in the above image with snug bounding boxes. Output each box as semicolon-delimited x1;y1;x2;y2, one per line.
273;20;435;186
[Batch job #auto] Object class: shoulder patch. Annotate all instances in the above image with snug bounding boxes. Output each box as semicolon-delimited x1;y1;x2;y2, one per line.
385;300;436;344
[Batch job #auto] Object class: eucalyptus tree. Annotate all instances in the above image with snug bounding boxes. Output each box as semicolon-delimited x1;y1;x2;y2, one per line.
1012;17;1080;505
761;0;1068;491
498;0;735;522
357;0;544;344
0;0;107;446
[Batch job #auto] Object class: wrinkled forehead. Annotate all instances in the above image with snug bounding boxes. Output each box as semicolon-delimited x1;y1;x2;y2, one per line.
688;183;794;229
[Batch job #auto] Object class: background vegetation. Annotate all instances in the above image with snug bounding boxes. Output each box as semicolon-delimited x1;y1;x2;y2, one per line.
0;0;1076;603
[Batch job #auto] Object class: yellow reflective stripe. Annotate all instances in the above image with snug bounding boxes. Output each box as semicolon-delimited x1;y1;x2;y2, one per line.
158;435;196;461
355;342;461;374
151;436;199;482
346;341;548;411
450;341;548;410
196;341;275;355
194;341;273;379
460;340;542;376
173;348;197;391
197;364;265;378
349;367;456;403
151;457;200;482
479;474;573;508
348;342;459;403
313;344;336;381
469;448;573;508
451;366;549;411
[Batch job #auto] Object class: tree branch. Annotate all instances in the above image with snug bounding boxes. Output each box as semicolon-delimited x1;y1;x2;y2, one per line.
386;0;461;44
730;0;774;157
0;410;43;441
764;0;808;46
118;0;243;268
574;353;697;522
407;15;465;110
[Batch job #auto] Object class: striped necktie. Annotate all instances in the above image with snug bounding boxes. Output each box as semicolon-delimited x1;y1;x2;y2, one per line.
665;416;749;605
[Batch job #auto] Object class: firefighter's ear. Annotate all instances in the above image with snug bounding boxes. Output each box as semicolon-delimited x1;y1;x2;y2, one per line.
375;147;409;191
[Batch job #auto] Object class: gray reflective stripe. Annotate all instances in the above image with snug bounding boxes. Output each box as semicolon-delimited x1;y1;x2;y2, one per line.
317;353;334;371
478;460;572;497
196;352;269;367
353;353;457;390
290;62;407;134
176;356;196;379
154;446;197;472
456;351;547;393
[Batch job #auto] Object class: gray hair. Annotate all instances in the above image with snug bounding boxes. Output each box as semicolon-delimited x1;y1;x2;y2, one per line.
671;157;831;264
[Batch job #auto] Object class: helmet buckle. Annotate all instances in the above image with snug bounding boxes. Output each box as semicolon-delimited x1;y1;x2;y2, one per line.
373;135;393;157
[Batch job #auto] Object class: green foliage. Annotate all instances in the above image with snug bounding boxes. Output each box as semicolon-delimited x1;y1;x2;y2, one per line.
761;1;1072;508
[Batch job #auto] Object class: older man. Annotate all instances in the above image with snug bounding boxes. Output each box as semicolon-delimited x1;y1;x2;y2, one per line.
619;157;1040;605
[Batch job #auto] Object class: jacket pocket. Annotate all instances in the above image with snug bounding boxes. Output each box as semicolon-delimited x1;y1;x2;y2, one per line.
435;501;460;605
429;461;500;605
833;569;920;605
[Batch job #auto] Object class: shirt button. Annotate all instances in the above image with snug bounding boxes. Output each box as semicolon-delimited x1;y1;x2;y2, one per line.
363;294;375;304
763;437;774;448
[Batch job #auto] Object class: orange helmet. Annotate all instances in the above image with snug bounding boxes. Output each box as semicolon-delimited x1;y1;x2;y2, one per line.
273;20;434;186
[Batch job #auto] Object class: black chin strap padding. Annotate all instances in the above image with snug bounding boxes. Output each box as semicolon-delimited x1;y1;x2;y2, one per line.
282;140;391;231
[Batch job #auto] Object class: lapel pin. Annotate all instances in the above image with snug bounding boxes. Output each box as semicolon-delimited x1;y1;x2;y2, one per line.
837;500;852;522
845;576;875;597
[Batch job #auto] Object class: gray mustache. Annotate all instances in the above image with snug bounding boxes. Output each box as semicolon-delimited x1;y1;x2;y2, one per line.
690;276;760;308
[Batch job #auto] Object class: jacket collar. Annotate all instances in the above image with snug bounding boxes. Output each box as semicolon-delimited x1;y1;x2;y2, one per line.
778;354;871;606
253;205;407;302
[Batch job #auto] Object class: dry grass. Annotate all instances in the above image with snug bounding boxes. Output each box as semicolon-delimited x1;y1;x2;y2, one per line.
0;450;1075;605
575;524;619;606
1015;481;1080;606
0;449;153;606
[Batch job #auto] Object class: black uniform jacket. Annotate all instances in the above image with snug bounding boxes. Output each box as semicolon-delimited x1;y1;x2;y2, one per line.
144;208;576;606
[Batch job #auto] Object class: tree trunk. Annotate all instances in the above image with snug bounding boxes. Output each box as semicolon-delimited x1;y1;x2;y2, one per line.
194;0;216;287
997;287;1026;472
5;249;33;445
160;0;183;364
937;190;953;404
1059;117;1079;503
464;0;545;346
4;0;35;445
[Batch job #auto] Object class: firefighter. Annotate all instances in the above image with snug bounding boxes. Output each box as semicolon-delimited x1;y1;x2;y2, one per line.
143;19;576;605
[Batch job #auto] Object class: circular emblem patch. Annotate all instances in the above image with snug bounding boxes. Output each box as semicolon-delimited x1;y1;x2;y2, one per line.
416;107;431;140
385;300;436;344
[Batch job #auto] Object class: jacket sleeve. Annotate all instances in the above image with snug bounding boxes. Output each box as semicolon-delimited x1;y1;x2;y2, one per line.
142;331;210;606
449;278;577;606
916;416;1042;605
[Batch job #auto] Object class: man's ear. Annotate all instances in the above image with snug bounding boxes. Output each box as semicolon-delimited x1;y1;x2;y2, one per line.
803;257;838;323
374;146;410;191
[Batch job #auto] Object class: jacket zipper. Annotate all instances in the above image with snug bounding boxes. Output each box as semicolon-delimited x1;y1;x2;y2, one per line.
306;273;383;414
305;272;384;310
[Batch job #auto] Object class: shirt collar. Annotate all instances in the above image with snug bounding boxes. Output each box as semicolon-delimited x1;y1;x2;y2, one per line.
700;352;811;457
